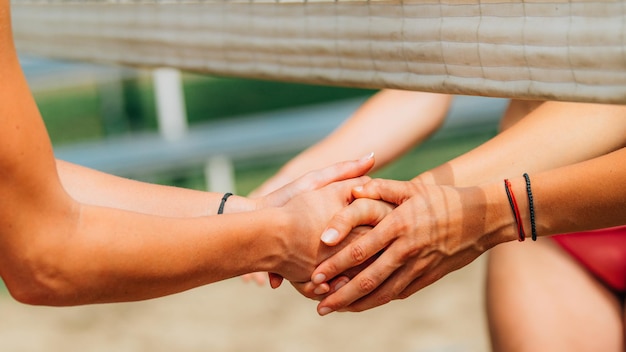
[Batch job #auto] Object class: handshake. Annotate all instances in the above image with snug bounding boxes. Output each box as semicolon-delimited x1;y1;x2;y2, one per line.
241;153;497;316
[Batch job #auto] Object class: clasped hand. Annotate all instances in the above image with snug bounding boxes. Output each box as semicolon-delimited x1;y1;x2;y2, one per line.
291;178;497;315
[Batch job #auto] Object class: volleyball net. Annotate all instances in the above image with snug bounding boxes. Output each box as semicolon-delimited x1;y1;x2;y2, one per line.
11;0;626;103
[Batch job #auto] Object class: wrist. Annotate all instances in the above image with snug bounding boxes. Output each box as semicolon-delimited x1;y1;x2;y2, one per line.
257;205;317;282
473;181;522;249
506;176;532;240
217;194;258;214
254;207;291;273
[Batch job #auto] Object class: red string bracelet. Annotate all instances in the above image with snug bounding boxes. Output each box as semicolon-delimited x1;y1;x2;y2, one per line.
504;179;526;241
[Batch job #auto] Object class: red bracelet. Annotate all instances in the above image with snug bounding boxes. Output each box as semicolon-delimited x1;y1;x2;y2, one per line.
504;179;526;241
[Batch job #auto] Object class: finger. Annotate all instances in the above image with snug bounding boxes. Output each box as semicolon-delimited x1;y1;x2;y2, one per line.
313;221;394;285
344;249;456;312
296;152;375;193
313;282;331;296
393;249;477;301
343;258;433;312
320;199;394;246
247;272;268;285
328;276;350;294
263;154;375;208
240;273;264;285
315;249;402;315
352;178;416;205
291;275;349;301
290;281;329;300
269;273;284;289
309;275;350;297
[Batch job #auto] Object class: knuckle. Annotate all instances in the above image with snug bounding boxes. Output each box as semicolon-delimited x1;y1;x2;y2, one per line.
304;170;325;187
395;247;414;263
350;244;368;263
332;211;352;228
391;213;411;234
370;178;384;186
397;291;412;300
358;276;376;294
367;178;383;191
375;292;393;306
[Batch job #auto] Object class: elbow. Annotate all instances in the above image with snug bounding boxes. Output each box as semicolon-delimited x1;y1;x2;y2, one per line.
2;247;84;306
2;199;88;306
0;183;87;306
4;279;63;306
4;269;81;307
4;274;77;307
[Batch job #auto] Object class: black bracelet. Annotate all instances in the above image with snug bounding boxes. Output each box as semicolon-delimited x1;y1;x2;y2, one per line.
523;173;537;241
217;192;233;215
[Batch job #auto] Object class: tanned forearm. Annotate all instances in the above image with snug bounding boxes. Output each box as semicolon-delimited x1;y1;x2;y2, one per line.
415;101;626;239
470;148;626;248
56;160;253;217
4;204;287;306
418;101;626;187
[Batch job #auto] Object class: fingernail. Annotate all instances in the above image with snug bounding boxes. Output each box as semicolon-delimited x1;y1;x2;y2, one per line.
353;186;363;193
318;307;333;316
321;228;339;244
359;152;374;161
334;279;348;291
313;285;327;295
312;273;326;284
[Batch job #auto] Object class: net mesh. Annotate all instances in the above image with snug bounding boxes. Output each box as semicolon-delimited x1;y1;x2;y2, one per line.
11;0;626;103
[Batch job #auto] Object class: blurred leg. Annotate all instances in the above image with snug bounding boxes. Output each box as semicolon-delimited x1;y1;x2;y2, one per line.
486;238;623;352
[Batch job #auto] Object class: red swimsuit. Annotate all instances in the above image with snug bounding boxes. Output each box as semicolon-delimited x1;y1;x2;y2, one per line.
552;225;626;294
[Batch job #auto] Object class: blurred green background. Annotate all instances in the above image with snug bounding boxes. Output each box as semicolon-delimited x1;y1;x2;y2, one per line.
33;68;497;195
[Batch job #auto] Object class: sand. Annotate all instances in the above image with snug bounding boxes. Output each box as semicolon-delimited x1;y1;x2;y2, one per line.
0;257;489;352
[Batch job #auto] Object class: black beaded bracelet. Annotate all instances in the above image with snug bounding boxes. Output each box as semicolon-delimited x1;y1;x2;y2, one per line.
523;173;537;241
217;192;233;215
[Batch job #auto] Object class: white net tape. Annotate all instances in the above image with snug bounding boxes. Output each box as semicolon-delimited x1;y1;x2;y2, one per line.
11;0;626;103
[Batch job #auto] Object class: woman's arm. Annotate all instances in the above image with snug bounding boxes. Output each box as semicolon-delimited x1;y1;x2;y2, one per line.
522;147;626;234
56;160;253;216
417;101;626;187
0;1;373;306
312;147;626;314
57;156;373;217
250;89;451;196
309;100;626;314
